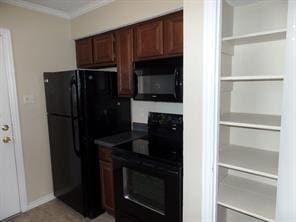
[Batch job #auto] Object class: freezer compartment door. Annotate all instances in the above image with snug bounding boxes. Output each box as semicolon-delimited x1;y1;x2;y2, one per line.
44;71;78;117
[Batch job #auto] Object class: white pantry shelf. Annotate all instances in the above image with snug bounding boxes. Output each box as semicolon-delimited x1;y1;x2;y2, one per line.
220;113;281;131
220;75;284;82
219;144;279;179
222;29;287;45
218;175;277;222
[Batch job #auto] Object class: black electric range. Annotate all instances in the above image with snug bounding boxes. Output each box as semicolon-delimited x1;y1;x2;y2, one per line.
112;112;183;222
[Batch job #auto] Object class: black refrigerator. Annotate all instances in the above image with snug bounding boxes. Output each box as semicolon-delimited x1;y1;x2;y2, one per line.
44;70;131;218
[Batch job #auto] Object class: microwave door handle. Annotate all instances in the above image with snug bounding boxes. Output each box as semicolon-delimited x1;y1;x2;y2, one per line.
174;68;179;99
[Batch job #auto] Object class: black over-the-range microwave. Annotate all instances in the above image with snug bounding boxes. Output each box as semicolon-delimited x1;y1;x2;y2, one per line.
133;57;183;103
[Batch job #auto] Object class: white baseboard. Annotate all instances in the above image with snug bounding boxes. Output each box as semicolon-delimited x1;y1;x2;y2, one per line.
25;193;55;211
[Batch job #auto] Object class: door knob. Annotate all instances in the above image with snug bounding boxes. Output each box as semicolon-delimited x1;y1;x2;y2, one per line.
1;125;9;131
2;136;11;144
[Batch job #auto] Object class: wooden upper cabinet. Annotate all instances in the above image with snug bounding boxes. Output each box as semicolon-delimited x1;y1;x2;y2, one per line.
164;12;183;55
75;11;183;68
76;38;93;67
134;20;163;60
93;33;115;65
116;28;134;97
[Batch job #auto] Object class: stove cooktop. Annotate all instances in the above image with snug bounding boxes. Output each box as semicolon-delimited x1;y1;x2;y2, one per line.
113;136;183;165
114;112;183;166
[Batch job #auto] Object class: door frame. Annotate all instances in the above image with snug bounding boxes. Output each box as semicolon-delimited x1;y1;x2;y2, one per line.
0;28;27;213
201;1;221;222
276;1;296;221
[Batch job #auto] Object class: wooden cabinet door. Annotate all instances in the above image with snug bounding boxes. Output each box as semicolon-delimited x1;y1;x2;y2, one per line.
100;161;115;213
116;28;134;97
93;33;115;65
164;12;183;56
76;38;93;67
134;20;163;60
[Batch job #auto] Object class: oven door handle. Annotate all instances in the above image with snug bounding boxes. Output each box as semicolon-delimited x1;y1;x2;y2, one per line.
113;155;180;176
142;162;179;175
113;155;141;165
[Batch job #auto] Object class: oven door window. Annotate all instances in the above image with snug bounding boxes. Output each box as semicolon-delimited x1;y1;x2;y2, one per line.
122;167;165;215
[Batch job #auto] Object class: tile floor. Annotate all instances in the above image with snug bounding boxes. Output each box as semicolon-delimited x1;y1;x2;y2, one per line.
6;200;115;222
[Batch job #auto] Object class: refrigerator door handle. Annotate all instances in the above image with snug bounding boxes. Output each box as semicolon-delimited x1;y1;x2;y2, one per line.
70;78;80;157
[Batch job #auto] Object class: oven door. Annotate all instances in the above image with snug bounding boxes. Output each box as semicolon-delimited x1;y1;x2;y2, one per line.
113;154;182;222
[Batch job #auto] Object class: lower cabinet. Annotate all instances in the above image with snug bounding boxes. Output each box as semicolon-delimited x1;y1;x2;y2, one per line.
98;146;115;214
100;160;115;213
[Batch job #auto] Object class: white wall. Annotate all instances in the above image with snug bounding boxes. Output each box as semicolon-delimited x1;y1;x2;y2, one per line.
232;0;287;35
183;1;204;221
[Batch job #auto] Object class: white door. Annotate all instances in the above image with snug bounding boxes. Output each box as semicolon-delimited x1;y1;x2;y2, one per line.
0;34;21;220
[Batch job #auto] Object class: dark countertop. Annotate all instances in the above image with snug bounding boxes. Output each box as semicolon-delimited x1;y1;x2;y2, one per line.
94;131;147;148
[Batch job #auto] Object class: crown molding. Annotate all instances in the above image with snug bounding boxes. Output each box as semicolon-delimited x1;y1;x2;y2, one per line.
0;0;70;19
225;0;264;7
0;0;115;20
69;0;115;19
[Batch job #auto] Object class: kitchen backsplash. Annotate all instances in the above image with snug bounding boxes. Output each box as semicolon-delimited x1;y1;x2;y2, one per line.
131;100;183;123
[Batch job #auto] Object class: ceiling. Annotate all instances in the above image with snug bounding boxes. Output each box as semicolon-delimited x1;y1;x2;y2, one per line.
0;0;114;19
2;0;267;19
